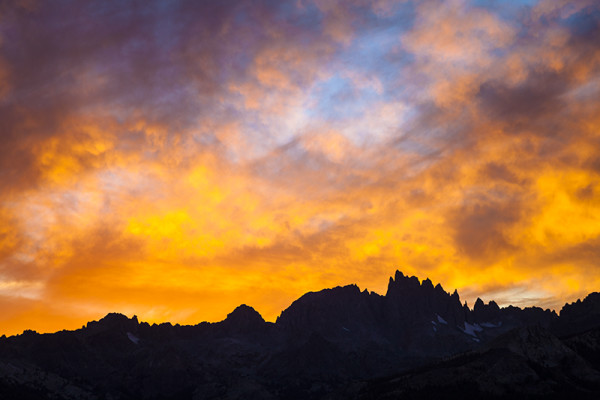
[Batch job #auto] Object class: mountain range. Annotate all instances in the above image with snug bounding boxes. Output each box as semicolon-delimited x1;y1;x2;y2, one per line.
1;270;599;399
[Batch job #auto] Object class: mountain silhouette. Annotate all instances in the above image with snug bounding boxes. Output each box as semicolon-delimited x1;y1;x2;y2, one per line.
0;270;599;399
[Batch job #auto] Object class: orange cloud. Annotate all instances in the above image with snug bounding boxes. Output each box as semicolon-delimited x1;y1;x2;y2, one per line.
1;0;599;337
402;0;515;108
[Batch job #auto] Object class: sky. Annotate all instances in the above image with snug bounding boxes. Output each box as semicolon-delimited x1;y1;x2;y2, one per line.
0;0;599;336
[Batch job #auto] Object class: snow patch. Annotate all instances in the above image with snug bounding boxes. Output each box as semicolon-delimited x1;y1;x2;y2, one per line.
436;315;448;325
433;326;437;332
127;332;139;344
342;327;350;332
480;322;502;328
461;322;483;337
472;337;480;343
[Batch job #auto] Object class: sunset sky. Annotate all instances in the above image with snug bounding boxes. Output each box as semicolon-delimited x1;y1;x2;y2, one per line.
1;0;599;336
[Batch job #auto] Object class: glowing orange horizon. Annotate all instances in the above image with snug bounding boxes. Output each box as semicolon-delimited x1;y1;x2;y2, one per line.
1;0;599;337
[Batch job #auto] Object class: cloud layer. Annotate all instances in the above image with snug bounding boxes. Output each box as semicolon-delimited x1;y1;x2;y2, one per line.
1;0;599;335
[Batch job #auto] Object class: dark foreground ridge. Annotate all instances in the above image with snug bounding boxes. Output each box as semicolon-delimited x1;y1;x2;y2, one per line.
1;270;600;399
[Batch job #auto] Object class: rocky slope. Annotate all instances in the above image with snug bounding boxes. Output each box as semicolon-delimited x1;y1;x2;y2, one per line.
358;325;600;400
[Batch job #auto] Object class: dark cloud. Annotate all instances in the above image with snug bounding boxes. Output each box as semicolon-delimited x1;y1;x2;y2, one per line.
584;156;600;175
0;0;345;196
543;237;600;266
480;162;521;185
450;197;521;260
477;73;568;128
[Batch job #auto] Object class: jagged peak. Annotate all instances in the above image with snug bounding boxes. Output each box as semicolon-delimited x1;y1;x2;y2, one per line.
394;270;405;281
474;298;485;310
387;270;453;297
473;298;501;312
99;312;138;324
559;292;600;317
389;270;452;290
488;300;500;310
388;270;420;288
422;278;434;290
86;313;140;332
